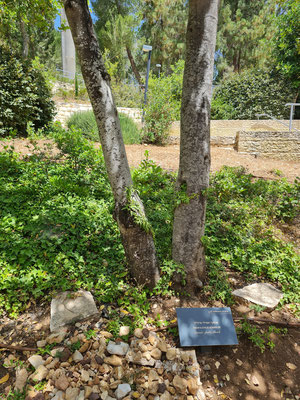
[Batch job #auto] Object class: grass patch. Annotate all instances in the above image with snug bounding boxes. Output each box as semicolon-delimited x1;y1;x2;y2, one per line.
0;128;299;323
67;110;141;144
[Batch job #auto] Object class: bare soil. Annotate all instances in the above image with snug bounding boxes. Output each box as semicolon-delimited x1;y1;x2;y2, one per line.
0;139;299;399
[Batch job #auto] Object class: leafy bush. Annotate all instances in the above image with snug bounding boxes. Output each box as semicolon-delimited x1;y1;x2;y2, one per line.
142;60;184;145
211;69;297;120
0;133;299;319
0;45;55;137
111;79;143;108
67;110;141;144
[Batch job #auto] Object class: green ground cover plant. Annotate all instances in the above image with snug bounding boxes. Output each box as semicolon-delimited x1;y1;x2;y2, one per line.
0;130;299;325
67;110;141;144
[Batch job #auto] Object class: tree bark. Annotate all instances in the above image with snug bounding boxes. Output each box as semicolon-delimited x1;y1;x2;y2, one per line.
172;0;219;294
20;19;29;58
126;46;142;86
63;0;159;289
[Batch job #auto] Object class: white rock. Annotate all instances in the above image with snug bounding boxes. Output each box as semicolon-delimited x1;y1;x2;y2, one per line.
52;391;64;400
15;368;28;392
115;383;131;399
65;387;80;400
73;350;83;363
232;283;283;308
76;390;85;400
50;290;99;332
81;369;90;382
31;365;48;381
119;326;130;336
28;355;45;369
107;341;129;356
37;340;47;348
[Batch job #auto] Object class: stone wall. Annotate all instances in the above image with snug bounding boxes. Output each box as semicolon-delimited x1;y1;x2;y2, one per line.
54;101;142;127
235;131;300;161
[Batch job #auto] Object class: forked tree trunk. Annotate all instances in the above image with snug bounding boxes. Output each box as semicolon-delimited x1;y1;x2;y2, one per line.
63;0;159;289
172;0;219;294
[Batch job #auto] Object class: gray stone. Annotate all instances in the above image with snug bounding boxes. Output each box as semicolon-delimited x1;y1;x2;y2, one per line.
52;391;64;400
73;350;84;363
50;290;99;332
115;383;131;399
232;283;283;308
107;341;129;356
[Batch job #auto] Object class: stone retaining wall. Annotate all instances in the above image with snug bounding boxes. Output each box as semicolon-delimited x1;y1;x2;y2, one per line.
235;131;300;161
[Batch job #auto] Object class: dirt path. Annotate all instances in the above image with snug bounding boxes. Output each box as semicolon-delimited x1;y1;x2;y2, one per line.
1;139;299;182
126;144;300;182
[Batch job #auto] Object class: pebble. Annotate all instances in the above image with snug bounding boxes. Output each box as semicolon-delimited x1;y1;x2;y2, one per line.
73;350;84;363
119;326;130;336
36;339;47;348
55;374;69;391
28;355;45;369
115;383;131;399
65;387;80;400
104;355;123;366
107;341;129;356
15;368;28;392
31;365;48;382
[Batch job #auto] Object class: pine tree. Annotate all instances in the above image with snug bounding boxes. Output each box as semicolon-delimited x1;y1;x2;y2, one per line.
216;0;276;78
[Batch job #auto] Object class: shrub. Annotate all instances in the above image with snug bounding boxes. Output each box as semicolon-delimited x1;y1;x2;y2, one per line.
142;60;184;145
211;69;297;120
0;45;55;137
67;110;141;144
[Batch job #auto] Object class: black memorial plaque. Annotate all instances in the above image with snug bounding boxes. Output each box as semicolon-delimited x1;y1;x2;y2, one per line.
176;307;238;347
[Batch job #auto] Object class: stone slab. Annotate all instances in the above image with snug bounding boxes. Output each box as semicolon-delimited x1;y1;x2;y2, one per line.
232;283;283;308
50;290;99;332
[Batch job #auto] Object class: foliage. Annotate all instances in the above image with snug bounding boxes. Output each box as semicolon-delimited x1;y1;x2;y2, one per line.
0;0;59;63
139;0;188;73
237;319;288;352
0;45;55;137
204;167;300;307
0;133;299;320
67;110;141;144
142;60;184;144
111;79;143;108
211;69;296;119
273;0;300;89
216;0;276;78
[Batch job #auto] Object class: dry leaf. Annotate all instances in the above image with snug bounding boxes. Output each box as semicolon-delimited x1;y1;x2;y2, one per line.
226;374;230;381
215;361;221;369
0;373;9;384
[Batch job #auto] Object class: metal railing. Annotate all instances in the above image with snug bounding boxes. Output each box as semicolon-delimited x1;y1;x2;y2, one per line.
255;112;300;133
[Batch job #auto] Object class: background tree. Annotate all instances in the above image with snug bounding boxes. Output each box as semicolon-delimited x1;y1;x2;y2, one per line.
92;0;141;84
216;0;276;79
139;0;188;73
172;0;220;293
273;0;300;91
0;0;59;61
63;0;160;289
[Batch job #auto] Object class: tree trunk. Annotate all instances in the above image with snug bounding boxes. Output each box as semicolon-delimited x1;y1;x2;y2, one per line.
126;46;142;86
63;0;159;289
172;0;219;294
20;19;29;58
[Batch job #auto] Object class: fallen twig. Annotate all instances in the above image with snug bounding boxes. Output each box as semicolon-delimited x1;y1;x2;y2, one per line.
0;344;37;352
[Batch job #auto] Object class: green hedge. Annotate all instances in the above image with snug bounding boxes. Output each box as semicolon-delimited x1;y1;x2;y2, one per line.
0;45;55;136
211;70;296;120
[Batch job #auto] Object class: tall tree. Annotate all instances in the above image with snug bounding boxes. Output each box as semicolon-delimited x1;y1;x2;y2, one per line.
0;0;58;60
216;0;275;77
62;0;160;289
273;0;300;90
140;0;188;73
172;0;219;294
92;0;141;84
